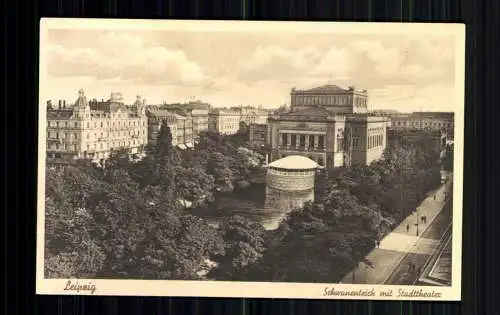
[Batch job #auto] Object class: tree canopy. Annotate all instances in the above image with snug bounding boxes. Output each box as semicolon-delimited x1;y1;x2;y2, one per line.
45;128;443;282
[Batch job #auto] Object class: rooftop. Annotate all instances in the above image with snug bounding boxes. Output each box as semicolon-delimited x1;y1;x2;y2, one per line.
270;106;345;121
146;109;177;120
268;155;319;170
292;84;368;94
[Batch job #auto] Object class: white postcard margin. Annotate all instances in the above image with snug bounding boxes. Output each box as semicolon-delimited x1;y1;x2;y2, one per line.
36;18;466;301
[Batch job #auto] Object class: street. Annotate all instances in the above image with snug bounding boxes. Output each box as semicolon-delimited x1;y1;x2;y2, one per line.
341;179;453;284
384;199;452;285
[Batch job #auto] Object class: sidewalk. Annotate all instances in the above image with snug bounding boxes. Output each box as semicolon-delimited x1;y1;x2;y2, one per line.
340;179;453;284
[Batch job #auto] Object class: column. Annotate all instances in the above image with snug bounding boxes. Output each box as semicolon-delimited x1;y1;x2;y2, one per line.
305;134;310;150
314;135;318;149
296;134;300;149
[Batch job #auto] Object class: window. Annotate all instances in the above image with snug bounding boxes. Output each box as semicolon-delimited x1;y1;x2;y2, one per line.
309;135;315;148
299;135;305;148
353;137;359;149
318;135;325;148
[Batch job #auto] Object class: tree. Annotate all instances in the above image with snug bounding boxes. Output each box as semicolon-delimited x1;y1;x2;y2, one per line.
45;165;104;209
156;122;173;157
209;215;266;280
207;151;235;192
138;214;224;280
44;197;106;278
104;148;132;171
232;147;264;180
175;165;215;206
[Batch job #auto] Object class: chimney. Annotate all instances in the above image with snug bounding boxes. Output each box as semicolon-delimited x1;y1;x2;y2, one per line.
63;100;66;108
58;100;62;109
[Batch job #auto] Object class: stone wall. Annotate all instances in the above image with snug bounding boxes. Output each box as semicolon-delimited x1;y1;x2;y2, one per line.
265;187;315;212
266;171;316;191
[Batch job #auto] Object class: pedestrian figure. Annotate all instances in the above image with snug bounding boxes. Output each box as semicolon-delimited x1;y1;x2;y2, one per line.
421;216;425;224
406;224;410;233
433;194;436;201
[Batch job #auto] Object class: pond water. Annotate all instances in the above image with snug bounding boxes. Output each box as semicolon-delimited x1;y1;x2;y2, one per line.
190;184;315;230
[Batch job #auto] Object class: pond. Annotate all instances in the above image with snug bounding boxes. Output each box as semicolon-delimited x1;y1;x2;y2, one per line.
190;183;315;230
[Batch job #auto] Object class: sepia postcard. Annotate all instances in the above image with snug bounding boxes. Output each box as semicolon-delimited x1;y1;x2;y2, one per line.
36;18;465;301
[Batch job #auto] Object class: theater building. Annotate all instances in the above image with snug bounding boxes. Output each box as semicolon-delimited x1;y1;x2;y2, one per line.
290;84;368;114
264;84;389;169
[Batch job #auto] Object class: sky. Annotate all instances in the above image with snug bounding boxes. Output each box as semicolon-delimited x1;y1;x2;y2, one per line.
42;25;459;112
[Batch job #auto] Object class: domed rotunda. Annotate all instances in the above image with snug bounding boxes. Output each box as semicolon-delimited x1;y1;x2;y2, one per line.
266;155;319;192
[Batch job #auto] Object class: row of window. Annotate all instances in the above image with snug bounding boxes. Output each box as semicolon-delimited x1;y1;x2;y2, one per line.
48;139;145;151
49;120;146;129
354;97;367;108
394;121;452;128
48;130;145;140
281;134;326;148
368;127;385;133
294;95;352;106
221;124;240;131
351;134;384;150
368;134;384;149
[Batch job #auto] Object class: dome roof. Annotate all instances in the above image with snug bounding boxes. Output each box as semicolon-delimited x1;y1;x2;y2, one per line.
268;155;319;170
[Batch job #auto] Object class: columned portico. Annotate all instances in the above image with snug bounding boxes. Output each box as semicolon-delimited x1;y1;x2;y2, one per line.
278;130;326;151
